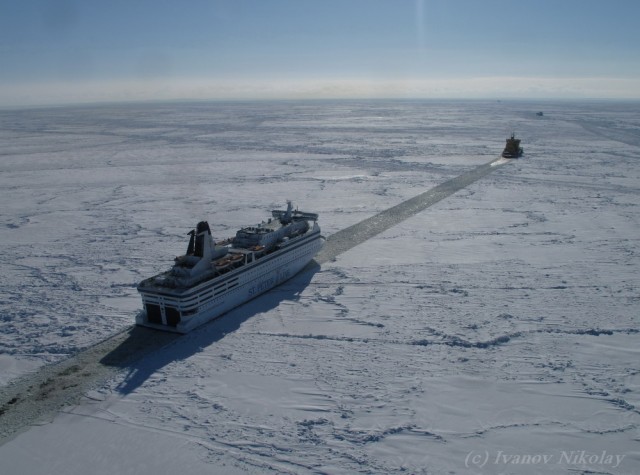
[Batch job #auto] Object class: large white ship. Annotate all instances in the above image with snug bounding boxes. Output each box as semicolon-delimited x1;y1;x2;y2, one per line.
136;201;324;333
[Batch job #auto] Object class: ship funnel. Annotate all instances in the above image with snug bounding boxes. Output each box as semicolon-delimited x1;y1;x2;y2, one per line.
281;200;293;224
196;221;211;235
186;229;196;255
194;221;212;257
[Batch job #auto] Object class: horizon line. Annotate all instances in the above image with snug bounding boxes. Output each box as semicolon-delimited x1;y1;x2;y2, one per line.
2;76;640;109
3;96;640;111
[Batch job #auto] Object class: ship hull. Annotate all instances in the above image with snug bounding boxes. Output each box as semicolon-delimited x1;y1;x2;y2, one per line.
136;230;324;333
501;148;523;159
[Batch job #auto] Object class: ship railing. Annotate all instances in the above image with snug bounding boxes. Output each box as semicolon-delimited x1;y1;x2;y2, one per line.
272;210;318;222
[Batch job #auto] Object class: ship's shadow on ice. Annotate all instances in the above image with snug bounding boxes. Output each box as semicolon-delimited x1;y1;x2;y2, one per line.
101;261;321;395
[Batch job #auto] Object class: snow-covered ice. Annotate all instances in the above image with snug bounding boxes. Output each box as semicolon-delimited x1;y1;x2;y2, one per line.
0;100;638;473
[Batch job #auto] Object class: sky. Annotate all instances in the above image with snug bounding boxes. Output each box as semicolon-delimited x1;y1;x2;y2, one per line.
1;0;640;106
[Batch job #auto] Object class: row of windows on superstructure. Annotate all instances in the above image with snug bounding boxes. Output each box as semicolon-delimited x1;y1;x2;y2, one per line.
149;241;317;310
149;241;318;326
188;241;317;307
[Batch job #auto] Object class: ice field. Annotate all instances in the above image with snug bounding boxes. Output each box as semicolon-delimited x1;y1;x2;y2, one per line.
0;100;639;473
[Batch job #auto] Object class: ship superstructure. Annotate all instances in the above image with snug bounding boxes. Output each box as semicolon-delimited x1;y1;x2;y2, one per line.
502;133;524;158
136;201;324;333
